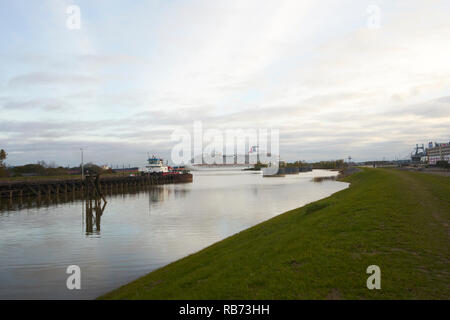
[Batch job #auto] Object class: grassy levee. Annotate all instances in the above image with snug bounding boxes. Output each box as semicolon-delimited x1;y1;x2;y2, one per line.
100;168;449;299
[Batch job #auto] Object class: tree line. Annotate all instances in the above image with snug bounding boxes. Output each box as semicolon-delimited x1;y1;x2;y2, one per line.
286;159;347;169
0;149;112;178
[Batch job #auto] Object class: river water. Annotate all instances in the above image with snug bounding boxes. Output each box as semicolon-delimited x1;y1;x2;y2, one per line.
0;170;348;299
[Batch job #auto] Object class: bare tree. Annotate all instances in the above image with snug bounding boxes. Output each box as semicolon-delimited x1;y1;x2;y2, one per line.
0;149;8;177
0;149;7;166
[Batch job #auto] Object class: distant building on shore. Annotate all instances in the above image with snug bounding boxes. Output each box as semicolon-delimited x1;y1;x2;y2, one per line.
411;141;450;164
426;141;450;165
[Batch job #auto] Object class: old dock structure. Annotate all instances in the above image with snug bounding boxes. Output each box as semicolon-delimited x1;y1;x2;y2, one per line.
0;173;193;201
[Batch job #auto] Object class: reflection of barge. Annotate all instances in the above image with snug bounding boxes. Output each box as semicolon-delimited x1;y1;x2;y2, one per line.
263;171;285;177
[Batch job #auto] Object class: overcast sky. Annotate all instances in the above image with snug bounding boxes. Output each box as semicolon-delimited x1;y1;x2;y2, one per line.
1;0;449;166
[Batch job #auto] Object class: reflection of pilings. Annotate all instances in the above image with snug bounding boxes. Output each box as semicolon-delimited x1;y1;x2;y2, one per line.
0;173;193;201
84;198;107;234
84;174;107;203
84;174;107;235
0;179;185;211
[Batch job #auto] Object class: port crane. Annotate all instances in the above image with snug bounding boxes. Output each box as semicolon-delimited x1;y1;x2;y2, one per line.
411;144;425;163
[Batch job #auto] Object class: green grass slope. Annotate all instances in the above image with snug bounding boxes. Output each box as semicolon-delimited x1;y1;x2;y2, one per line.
100;168;449;299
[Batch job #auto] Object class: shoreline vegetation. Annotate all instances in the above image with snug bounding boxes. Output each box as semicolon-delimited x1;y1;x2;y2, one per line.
100;168;449;299
312;167;362;182
0;172;131;183
243;160;348;172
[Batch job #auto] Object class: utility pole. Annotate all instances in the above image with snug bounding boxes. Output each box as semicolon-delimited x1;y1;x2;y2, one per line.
81;148;84;181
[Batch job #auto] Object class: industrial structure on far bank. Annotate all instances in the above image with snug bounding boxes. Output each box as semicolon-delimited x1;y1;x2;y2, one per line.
411;141;450;164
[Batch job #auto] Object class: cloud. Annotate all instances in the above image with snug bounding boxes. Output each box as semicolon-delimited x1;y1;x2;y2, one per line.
2;98;67;111
1;92;449;164
387;95;450;119
8;72;99;87
0;0;449;165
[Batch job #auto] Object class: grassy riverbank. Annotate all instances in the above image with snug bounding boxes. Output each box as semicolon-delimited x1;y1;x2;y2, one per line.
100;168;449;299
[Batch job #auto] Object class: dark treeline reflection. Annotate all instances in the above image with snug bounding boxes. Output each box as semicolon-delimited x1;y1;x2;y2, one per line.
0;184;190;213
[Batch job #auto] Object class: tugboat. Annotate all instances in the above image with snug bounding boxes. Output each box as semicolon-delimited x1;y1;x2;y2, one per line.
139;156;169;174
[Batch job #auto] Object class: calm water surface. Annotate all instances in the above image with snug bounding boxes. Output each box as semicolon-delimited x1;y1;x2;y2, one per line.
0;170;348;299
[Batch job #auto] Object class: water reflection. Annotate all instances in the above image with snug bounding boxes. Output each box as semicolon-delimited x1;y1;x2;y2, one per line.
0;184;179;213
0;191;79;212
0;184;191;238
83;199;107;236
148;187;190;207
0;170;348;299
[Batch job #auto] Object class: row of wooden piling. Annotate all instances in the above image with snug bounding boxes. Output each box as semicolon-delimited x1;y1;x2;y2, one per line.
0;173;193;201
0;180;170;211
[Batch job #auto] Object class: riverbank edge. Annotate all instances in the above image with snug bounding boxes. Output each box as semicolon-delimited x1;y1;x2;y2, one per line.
98;169;357;299
99;167;449;299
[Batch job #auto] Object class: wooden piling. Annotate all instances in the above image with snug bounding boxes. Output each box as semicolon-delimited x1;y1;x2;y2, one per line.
0;173;192;201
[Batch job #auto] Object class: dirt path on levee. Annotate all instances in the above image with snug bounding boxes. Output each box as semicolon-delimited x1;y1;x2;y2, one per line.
388;169;449;237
